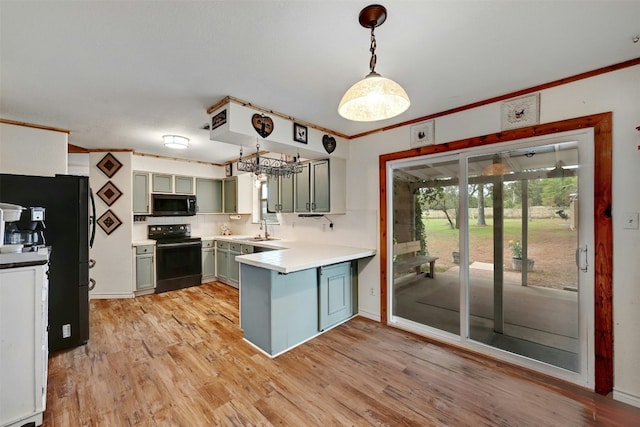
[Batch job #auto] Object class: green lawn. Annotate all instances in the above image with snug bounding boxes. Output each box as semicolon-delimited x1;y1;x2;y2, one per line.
422;216;577;288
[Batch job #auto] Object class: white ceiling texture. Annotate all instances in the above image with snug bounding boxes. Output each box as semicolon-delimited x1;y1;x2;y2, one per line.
1;1;639;165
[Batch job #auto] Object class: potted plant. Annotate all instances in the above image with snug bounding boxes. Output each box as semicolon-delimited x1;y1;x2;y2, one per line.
508;240;534;271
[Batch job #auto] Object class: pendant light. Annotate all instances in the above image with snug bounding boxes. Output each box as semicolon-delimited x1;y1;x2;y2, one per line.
338;4;410;122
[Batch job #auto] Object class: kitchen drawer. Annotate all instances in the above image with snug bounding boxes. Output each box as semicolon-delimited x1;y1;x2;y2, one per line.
216;241;229;250
202;240;214;248
241;244;254;254
230;242;242;252
136;245;154;255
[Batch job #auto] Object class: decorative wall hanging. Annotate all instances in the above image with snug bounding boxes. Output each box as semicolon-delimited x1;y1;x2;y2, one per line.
410;120;435;148
96;153;123;178
96;181;123;206
252;113;274;138
501;93;540;130
97;209;122;235
322;134;337;154
293;123;308;144
211;109;227;131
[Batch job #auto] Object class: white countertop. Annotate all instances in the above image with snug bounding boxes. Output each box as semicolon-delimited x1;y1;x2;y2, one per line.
131;235;376;273
226;238;375;274
0;247;50;268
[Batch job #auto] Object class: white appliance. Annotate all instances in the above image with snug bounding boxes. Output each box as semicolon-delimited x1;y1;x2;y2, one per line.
0;203;24;248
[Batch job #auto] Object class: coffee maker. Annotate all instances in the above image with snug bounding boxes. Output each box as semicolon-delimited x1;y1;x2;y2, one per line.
4;206;46;249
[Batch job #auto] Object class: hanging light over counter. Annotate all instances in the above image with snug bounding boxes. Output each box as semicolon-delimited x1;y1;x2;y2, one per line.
338;4;410;122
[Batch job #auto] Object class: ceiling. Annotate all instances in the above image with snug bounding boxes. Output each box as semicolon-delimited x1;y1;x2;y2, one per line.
1;1;638;165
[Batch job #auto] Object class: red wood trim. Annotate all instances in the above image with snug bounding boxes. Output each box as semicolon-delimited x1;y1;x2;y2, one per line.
355;58;639;140
379;155;388;325
379;112;613;395
0;118;71;134
68;144;89;153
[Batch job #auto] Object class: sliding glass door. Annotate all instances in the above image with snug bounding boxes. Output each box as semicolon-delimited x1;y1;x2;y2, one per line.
389;131;594;383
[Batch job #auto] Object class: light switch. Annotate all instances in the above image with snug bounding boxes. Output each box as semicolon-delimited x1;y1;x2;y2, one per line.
623;212;639;229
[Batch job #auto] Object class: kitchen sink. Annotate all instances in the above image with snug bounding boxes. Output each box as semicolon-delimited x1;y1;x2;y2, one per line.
230;236;278;242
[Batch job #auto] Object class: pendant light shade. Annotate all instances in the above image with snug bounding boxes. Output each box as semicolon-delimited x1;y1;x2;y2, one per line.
338;4;410;122
338;72;410;122
163;135;189;149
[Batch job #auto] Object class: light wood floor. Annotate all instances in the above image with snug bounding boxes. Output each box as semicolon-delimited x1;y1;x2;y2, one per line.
44;282;640;426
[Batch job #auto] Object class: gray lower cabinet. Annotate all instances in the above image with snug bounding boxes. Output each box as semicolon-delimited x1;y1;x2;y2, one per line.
135;245;155;291
216;241;229;281
241;264;318;356
228;243;241;286
240;260;355;356
318;262;354;330
202;240;215;282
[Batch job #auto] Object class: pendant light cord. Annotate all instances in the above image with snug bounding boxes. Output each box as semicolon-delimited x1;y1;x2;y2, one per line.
369;26;377;74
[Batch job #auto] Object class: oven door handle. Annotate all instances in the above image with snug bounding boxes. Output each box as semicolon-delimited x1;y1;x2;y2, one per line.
157;241;202;249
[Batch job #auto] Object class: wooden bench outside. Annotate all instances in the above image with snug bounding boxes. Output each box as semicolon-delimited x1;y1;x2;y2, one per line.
393;241;439;279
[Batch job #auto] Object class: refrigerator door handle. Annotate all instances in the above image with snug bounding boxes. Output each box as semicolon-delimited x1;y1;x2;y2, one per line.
89;188;96;249
89;278;96;291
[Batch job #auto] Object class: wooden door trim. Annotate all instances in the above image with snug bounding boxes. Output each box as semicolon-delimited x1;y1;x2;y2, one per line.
379;112;613;395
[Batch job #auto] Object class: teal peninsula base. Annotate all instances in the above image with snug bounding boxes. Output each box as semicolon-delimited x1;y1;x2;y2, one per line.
240;261;356;357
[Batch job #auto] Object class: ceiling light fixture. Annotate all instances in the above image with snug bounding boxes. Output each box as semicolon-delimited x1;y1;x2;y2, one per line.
163;135;189;149
338;4;410;122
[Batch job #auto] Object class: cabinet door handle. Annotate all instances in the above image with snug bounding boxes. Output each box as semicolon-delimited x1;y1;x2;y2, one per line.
306;202;310;210
89;259;96;269
311;202;316;211
89;278;96;291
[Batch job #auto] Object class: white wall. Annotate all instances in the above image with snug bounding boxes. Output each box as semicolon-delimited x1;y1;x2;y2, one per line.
89;152;134;298
0;122;68;176
347;65;640;406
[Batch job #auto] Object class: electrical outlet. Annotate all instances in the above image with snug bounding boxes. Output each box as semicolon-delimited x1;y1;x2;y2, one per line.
62;324;71;338
624;212;639;229
369;287;375;296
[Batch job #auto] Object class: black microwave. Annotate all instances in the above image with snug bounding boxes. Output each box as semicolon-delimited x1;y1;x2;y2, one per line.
151;194;197;216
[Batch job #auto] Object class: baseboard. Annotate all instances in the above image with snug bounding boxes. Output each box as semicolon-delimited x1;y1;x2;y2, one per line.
90;292;135;299
356;309;380;322
613;388;640;408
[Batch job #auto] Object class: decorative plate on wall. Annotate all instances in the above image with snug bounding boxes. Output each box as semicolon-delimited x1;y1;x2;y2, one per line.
410;120;435;147
97;209;122;235
211;109;227;131
96;153;123;178
501;93;540;130
96;181;123;206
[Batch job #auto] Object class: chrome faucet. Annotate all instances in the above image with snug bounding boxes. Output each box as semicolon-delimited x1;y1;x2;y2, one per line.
260;219;270;240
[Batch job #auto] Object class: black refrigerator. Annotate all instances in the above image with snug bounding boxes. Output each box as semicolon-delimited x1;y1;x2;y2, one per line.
0;173;96;353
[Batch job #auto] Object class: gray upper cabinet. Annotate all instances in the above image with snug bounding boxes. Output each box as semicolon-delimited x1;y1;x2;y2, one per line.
295;160;331;213
311;160;330;213
223;177;237;213
195;178;222;213
174;175;194;194
294;158;346;214
132;172;150;214
152;173;173;193
294;163;311;212
267;175;294;213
